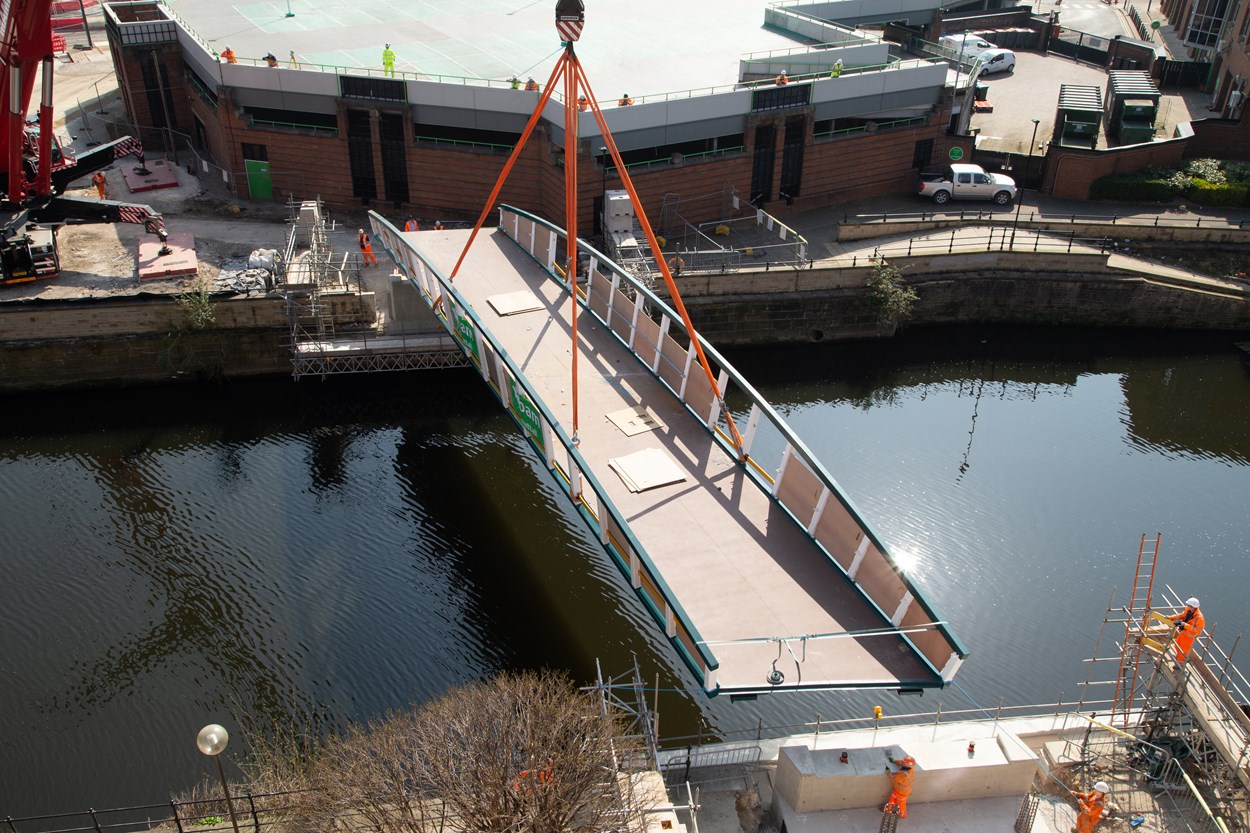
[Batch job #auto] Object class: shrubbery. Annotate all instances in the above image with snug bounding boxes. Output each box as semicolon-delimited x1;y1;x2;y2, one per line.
1090;159;1250;205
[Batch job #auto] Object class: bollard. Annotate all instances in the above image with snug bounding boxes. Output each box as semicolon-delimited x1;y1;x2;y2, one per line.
1155;215;1160;227
949;228;956;253
908;238;913;256
1197;216;1202;228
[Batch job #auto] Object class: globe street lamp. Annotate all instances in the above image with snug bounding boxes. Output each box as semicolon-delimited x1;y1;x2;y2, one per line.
1011;118;1041;248
197;724;242;833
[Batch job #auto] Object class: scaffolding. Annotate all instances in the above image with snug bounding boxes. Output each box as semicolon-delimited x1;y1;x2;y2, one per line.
1068;535;1249;833
282;200;470;379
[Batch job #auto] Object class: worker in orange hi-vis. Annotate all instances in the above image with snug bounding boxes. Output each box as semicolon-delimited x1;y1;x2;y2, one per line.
358;228;378;266
883;755;915;819
220;46;237;64
577;95;589;111
618;93;633;106
775;71;789;85
1071;781;1109;833
92;171;107;199
1170;597;1205;662
403;216;420;232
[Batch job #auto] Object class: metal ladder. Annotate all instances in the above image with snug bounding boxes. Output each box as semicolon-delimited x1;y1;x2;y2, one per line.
1110;533;1162;727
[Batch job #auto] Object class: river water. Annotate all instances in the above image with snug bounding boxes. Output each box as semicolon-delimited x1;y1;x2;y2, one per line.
2;325;1248;816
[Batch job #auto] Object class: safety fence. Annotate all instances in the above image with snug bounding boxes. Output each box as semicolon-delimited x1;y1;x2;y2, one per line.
655;184;809;275
392;205;963;691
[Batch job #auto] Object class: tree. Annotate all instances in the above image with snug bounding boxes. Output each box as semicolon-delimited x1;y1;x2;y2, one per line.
252;670;645;833
864;259;918;327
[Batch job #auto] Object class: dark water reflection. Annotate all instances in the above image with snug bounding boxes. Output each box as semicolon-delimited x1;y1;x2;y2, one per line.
2;326;1248;815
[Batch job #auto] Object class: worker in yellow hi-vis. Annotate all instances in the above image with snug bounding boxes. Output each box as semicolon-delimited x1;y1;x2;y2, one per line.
381;43;396;77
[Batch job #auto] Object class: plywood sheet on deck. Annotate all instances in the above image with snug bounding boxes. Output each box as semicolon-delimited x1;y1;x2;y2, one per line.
609;447;687;493
607;406;668;437
488;290;544;316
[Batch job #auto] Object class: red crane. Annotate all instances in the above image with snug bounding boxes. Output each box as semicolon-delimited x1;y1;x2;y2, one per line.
0;0;169;284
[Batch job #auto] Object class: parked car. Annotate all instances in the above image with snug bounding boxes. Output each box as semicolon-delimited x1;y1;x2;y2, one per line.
976;48;1016;74
917;163;1017;205
939;33;996;54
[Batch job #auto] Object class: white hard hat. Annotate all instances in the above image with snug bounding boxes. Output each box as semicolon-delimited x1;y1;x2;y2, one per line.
1094;781;1110;793
1186;597;1200;607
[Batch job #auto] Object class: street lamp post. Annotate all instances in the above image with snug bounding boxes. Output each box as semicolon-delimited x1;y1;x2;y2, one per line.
285;0;294;17
599;145;608;234
197;725;242;833
1011;118;1041;248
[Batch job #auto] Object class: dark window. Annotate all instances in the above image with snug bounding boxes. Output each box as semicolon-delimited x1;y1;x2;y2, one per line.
183;61;218;108
379;112;409;206
138;52;178;131
912;138;934;169
340;76;406;103
750;124;776;206
242;106;337;132
241;143;268;162
192;115;208;153
346;109;377;201
751;84;811;113
593;194;604;236
778;116;806;202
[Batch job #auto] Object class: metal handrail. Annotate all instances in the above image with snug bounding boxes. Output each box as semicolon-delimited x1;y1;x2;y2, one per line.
413;135;515;152
657;698;1120;748
814;116;929;139
844;209;1250;230
496;204;967;681
247;118;337;135
620;146;746;171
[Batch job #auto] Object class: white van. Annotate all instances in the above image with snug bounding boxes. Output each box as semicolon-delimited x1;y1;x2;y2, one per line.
939;33;996;54
976;48;1017;74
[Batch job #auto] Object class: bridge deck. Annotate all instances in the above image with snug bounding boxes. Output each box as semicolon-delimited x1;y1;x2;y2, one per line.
415;227;932;692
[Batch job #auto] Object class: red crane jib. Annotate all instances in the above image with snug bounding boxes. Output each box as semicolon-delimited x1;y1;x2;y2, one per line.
0;0;57;202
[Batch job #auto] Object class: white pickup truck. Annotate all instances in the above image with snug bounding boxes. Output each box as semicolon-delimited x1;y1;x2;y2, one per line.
917;164;1017;205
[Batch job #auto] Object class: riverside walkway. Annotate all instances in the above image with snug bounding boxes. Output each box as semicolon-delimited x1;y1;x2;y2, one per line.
371;206;966;696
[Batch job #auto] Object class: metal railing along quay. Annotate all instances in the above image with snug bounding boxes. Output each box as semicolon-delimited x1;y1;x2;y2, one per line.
844;228;1115;261
843;209;1250;231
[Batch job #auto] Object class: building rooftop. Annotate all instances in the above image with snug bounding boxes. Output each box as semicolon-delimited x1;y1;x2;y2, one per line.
165;0;805;99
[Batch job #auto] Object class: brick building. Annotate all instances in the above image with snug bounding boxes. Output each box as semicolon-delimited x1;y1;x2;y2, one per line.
103;0;965;227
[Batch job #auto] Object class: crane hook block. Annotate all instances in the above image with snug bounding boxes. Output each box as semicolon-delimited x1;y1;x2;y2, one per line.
555;0;584;41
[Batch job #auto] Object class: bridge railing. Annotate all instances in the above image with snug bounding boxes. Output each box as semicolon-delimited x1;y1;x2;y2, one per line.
368;212;721;693
494;206;967;686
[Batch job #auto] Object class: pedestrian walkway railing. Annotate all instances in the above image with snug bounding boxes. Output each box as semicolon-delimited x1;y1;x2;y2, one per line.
852;227;1114;259
843;209;1250;230
658;698;1118;750
1;788;299;833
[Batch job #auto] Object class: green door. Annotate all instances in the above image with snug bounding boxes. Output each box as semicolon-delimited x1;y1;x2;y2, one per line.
245;160;273;200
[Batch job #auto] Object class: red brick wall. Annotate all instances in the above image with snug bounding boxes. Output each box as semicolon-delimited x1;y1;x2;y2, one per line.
1041;138;1189;199
1187;115;1250;159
